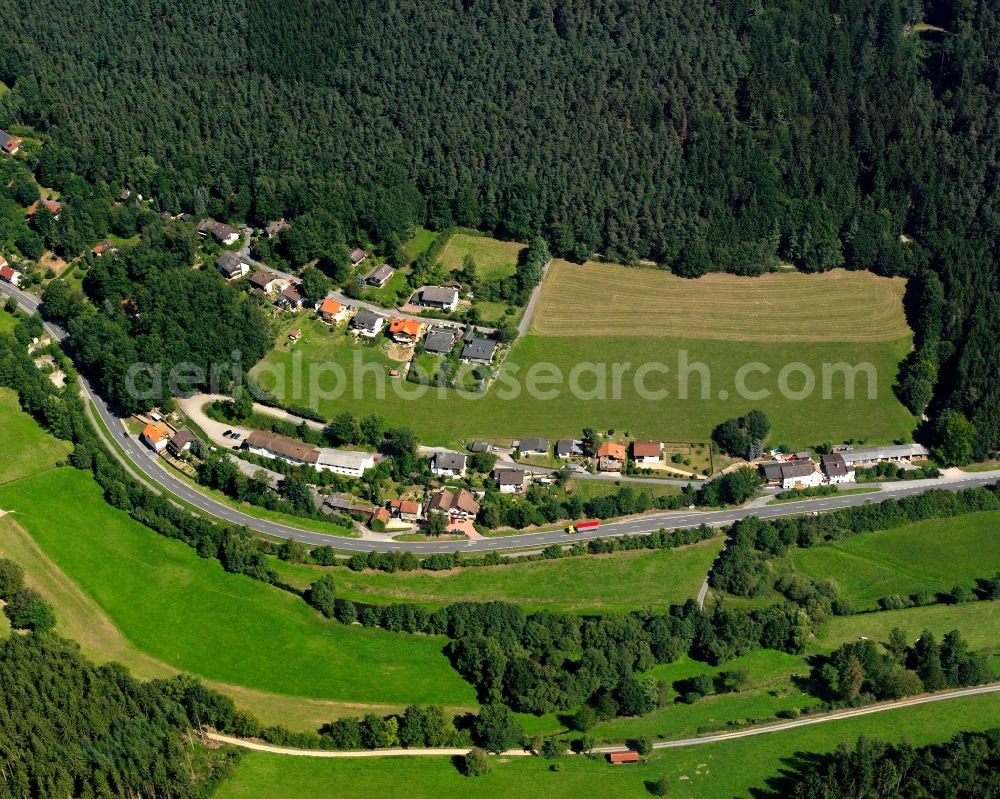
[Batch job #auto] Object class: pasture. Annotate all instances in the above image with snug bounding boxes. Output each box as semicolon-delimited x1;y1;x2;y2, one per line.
436;231;525;281
0;468;477;709
531;261;911;342
0;388;72;484
792;511;1000;608
273;537;723;614
214;693;1000;799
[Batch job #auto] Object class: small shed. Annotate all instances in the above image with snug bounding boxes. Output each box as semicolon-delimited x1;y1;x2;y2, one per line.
607;751;640;765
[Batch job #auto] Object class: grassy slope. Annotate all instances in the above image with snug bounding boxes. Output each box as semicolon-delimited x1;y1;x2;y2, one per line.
0;389;73;484
791;511;1000;607
273;538;724;614
255;332;914;449
215;693;1000;799
0;468;476;708
436;232;525;281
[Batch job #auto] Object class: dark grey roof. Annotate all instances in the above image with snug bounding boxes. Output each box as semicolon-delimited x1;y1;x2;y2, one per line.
352;310;383;331
496;469;526;487
517;438;549;453
469;440;490;452
461;338;497;363
215;251;243;276
0;130;14;148
423;330;456;354
365;263;394;283
780;460;817;479
168;429;197;452
821;453;849;477
759;461;786;480
434;452;467;471
556;439;581;457
250;270;277;288
840;444;929;464
421;286;459;305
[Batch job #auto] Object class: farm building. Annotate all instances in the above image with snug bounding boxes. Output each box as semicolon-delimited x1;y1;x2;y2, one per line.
839;444;929;467
821;452;856;484
759;458;822;490
607;751;640;765
316;448;377;478
243;430;320;467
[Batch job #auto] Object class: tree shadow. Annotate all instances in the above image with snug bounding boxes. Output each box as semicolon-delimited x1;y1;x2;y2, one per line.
748;749;831;798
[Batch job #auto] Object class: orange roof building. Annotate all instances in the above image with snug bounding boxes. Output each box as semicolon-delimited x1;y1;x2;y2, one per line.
597;442;626;461
26;199;62;218
319;298;344;319
389;317;422;339
141;421;170;452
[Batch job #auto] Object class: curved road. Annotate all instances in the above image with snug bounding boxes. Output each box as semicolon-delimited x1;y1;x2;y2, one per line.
2;281;999;554
204;682;1000;758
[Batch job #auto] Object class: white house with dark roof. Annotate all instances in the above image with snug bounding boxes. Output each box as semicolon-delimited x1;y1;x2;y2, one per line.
494;468;527;494
555;439;583;458
821;453;856;484
198;219;240;245
351;309;385;338
461;338;497;365
516;438;549;456
349;247;368;267
364;263;395;288
431;451;467;478
759;458;822;490
417;285;459;311
423;329;457;354
216;251;249;280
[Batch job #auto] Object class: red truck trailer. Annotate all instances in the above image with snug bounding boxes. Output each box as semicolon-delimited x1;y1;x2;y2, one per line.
565;520;600;534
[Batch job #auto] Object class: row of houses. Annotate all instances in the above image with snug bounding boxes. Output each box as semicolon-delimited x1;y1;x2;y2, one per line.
140;421;197;458
495;437;668;473
241;430;378;478
758;443;929;490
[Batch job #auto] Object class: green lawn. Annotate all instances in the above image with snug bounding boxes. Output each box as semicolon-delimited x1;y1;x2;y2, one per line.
792;511;1000;608
566;479;682;502
404;227;439;263
437;232;525;281
273;538;723;614
255;331;915;450
214;692;1000;799
0;389;72;484
0;468;476;708
0;308;21;334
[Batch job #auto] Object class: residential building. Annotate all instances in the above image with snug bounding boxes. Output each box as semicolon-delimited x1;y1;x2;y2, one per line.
0;130;19;155
759;459;822;490
516;438;549;457
349;247;368;267
469;440;491;453
417;285;459;311
0;262;22;287
839;444;929;467
631;440;664;464
597;442;626;472
460;338;497;365
26;199;61;220
288;329;301;342
388;317;422;344
494;468;527;494
242;430;320;467
351;310;385;337
215;251;249;280
427;488;480;521
140;421;170;453
389;498;423;521
197;219;240;245
280;284;305;310
821;453;856;484
249;270;286;293
423;329;457;354
555;439;583;458
318;297;350;323
431;451;467;478
91;240;116;257
316;448;377;478
364;263;395;288
167;429;197;457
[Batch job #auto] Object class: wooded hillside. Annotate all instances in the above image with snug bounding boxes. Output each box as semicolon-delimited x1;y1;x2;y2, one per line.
0;0;997;453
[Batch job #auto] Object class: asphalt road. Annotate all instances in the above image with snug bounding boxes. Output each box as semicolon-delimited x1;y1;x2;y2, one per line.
2;281;998;554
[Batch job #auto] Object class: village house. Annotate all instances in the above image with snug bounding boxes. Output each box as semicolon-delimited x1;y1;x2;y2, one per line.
431;451;467;478
91;240;117;258
197;219;240;245
265;219;290;239
427;488;480;522
759;458;823;490
555;439;583;459
597;442;627;472
351;309;385;337
416;285;459;311
0;261;22;287
839;444;929;467
318;297;351;324
631;440;664;464
315;448;377;478
26;199;61;220
288;329;301;342
140;421;170;453
349;247;368;267
821;452;856;484
388;317;422;344
423;329;457;355
242;430;320;467
494;468;527;494
469;440;492;453
516;438;549;457
0;130;19;155
215;251;249;280
389;498;423;522
460;337;497;365
364;263;395;288
279;284;305;310
249;270;287;294
167;429;197;457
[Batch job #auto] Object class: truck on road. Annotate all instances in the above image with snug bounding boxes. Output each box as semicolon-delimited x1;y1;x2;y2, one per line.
565;520;600;534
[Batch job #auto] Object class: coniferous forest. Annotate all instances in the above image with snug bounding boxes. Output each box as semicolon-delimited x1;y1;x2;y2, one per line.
0;0;999;453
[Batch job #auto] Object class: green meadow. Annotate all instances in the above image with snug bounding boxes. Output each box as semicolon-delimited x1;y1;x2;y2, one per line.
0;467;476;708
0;388;72;484
792;511;1000;608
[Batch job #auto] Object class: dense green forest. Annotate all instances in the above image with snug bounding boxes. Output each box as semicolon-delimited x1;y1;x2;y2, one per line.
0;0;998;452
